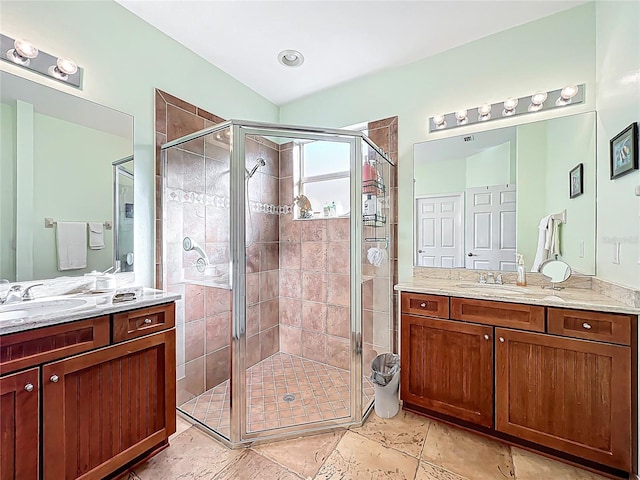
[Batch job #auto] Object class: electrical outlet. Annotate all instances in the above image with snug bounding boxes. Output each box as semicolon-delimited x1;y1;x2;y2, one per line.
613;242;620;264
578;240;584;258
635;184;640;196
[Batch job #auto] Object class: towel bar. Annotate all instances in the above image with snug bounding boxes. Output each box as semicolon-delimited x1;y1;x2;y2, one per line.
44;218;112;230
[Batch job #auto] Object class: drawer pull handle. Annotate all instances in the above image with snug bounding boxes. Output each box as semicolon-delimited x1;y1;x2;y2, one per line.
50;375;59;383
499;337;505;343
483;334;490;340
420;303;426;308
144;318;153;325
24;383;34;392
582;322;592;330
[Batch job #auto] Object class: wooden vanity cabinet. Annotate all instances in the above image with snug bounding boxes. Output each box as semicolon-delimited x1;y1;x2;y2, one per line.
0;367;39;480
400;291;635;474
495;328;631;471
0;301;176;480
401;314;493;427
42;330;176;480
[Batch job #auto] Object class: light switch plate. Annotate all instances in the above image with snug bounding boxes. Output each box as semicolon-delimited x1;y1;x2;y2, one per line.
635;184;640;196
578;240;584;258
613;242;620;264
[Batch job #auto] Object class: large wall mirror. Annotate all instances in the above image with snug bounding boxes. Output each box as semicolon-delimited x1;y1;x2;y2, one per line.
413;111;596;274
0;71;134;282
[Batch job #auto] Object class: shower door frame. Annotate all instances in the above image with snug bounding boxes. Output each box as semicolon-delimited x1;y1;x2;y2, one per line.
230;122;364;444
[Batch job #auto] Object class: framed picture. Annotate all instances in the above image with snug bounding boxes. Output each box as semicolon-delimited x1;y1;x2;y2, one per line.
569;163;583;198
610;122;638;179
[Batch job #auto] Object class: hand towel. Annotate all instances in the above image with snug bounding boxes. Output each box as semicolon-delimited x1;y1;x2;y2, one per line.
531;215;551;272
367;247;388;267
56;222;87;270
88;222;105;250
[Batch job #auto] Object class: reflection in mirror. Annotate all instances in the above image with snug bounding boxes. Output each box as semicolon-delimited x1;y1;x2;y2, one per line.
0;71;134;282
413;112;596;274
539;259;572;289
114;156;134;273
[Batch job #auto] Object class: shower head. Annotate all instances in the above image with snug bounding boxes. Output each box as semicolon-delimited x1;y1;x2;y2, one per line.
246;157;266;179
182;236;210;267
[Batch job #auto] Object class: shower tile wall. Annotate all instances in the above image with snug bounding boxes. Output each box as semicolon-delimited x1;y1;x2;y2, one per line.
278;142;351;370
245;135;281;368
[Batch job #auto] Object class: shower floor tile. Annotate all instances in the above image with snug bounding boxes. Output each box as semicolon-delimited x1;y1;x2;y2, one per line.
179;352;375;437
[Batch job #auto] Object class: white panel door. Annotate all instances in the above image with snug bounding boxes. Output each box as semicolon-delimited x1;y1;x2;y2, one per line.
465;185;517;270
416;194;463;267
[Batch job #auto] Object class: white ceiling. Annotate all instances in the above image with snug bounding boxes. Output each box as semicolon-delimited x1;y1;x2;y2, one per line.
117;0;587;106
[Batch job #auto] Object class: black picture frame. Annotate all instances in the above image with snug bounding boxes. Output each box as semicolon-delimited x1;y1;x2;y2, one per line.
569;163;583;199
610;122;638;179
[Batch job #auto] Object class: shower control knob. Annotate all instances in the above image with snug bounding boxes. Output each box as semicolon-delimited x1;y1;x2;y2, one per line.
50;375;59;383
24;383;34;392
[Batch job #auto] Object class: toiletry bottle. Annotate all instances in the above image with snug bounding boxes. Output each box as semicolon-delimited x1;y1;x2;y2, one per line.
516;254;527;286
362;159;377;193
364;194;376;215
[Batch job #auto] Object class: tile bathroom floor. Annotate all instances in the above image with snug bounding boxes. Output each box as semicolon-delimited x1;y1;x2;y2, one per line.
130;409;610;480
179;352;376;437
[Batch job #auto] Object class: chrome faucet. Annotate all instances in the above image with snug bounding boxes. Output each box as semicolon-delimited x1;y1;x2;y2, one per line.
1;284;43;304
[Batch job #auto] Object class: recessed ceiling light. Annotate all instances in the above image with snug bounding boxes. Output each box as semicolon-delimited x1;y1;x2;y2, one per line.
278;49;304;68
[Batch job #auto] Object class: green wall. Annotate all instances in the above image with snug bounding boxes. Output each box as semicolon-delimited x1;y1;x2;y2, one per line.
280;3;596;282
0;103;16;281
0;0;279;286
31;113;131;279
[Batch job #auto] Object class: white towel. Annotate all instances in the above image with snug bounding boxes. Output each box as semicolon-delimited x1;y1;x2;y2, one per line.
56;222;87;270
531;215;561;272
367;247;388;267
88;222;105;250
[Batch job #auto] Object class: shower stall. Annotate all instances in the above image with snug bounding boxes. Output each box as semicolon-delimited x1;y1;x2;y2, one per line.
161;120;394;446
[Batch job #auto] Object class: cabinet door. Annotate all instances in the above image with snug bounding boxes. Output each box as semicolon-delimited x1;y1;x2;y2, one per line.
495;328;631;471
400;314;493;427
0;368;39;480
42;330;176;480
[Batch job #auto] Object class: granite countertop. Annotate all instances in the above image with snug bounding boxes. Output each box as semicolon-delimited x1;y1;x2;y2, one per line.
395;278;640;315
0;288;181;336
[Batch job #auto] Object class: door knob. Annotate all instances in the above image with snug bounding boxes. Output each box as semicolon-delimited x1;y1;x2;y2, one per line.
418;249;424;253
24;383;34;392
467;252;477;257
50;375;59;383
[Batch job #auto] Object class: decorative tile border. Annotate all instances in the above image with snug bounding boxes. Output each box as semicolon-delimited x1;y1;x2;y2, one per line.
165;187;292;215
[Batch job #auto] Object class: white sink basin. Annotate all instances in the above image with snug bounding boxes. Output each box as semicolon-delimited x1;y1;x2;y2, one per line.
455;283;531;295
0;296;96;323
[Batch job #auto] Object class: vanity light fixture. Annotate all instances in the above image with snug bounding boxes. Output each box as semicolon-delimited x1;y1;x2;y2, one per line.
6;38;38;65
477;104;491;121
528;91;548;112
0;33;82;88
278;49;304;67
455;109;468;125
555;84;579;106
502;97;518;116
428;84;585;132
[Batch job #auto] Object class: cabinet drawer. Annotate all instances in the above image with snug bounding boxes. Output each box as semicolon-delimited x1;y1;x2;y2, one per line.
113;303;175;342
451;297;544;332
401;292;449;318
547;308;632;346
0;316;110;375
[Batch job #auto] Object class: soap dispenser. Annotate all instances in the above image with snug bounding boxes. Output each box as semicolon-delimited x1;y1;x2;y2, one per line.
516;254;527;286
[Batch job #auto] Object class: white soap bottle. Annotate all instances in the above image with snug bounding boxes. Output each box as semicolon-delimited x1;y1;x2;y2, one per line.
364;194;376;215
516;254;527;286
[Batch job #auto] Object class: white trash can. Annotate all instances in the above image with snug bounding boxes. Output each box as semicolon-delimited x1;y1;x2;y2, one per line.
370;353;400;418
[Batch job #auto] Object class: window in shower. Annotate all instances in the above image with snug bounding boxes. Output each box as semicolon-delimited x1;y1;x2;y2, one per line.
297;140;350;217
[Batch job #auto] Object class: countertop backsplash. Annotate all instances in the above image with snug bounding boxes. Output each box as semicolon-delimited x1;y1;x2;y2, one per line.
0;272;137;299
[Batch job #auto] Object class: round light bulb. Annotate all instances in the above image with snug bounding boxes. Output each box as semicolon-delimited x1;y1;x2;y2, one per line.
503;97;518;111
278;49;304;67
284;53;298;62
14;39;38;59
531;92;548;105
433;114;445;126
454;110;467;121
560;85;578;100
56;57;78;75
477;104;492;116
